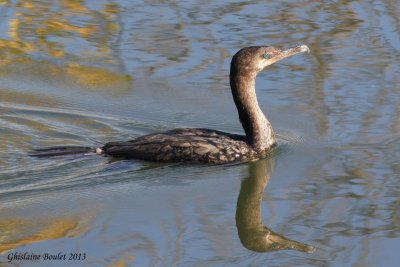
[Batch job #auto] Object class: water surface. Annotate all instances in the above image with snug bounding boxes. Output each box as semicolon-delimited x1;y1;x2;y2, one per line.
0;0;399;266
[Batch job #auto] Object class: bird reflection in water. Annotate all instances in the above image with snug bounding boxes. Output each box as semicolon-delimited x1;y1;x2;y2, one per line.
236;158;315;253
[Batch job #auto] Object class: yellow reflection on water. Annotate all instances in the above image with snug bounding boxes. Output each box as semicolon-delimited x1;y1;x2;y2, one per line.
0;214;94;254
66;63;131;89
0;0;130;89
1;218;74;254
108;255;136;267
59;0;89;13
44;20;97;38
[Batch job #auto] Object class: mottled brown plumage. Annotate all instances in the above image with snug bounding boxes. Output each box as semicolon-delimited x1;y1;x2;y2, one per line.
99;45;310;163
102;128;258;163
32;45;309;163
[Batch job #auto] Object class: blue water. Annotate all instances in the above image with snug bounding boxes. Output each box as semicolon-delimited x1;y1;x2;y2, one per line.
0;1;399;266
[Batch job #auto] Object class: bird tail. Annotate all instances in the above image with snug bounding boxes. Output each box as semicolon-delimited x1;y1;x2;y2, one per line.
30;146;97;158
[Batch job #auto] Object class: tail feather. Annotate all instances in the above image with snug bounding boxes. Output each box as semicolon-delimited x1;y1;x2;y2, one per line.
30;146;95;157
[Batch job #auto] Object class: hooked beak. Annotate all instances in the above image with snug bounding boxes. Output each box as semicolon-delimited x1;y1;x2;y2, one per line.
269;45;310;65
285;44;310;54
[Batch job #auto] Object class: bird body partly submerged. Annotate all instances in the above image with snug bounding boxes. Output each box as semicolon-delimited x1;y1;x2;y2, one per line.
100;128;273;163
32;45;309;164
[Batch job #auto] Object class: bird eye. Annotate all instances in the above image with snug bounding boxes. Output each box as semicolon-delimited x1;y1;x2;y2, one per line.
263;53;270;59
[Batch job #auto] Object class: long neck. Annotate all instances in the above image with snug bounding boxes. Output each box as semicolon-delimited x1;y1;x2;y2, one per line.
230;71;276;152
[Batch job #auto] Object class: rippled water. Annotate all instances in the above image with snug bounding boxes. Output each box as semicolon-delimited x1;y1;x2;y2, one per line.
0;0;399;266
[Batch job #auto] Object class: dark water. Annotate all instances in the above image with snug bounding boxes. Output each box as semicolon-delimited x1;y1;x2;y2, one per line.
0;0;399;266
